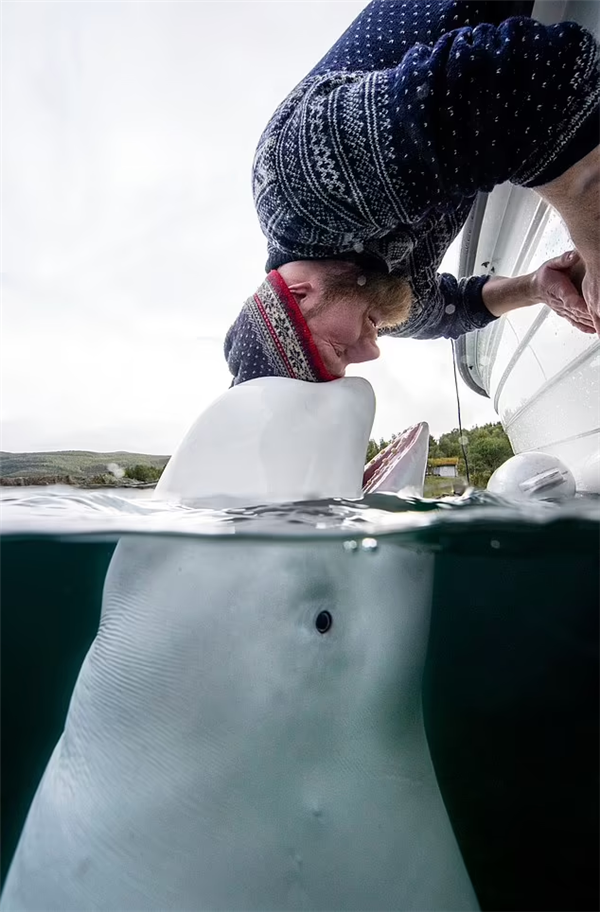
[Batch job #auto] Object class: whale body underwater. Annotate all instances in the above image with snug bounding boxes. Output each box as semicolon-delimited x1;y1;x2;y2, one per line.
0;378;478;911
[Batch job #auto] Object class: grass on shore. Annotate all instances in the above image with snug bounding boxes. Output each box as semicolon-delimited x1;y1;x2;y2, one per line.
423;475;462;498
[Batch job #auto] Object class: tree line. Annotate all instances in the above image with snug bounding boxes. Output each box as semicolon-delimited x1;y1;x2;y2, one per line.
123;464;164;483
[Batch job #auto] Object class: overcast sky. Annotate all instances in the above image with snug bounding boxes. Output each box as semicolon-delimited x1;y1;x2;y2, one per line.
2;0;499;455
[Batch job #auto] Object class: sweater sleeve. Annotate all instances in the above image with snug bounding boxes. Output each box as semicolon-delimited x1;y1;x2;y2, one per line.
383;272;495;340
264;16;599;240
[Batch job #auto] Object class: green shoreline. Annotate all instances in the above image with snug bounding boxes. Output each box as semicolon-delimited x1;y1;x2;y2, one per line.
0;451;169;488
0;476;158;489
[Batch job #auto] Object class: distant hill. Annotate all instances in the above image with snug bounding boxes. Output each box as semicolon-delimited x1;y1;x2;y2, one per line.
0;451;170;485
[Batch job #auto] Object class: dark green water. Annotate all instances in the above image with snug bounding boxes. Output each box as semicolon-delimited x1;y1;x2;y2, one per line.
1;493;598;911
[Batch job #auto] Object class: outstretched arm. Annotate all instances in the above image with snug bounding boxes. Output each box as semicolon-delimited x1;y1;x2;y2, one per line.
535;147;600;330
482;250;595;334
386;251;593;340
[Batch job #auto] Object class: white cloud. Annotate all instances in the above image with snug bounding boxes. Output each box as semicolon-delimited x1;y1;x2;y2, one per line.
1;0;497;455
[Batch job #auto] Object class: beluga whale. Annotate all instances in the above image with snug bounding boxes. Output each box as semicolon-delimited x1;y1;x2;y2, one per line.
1;377;478;911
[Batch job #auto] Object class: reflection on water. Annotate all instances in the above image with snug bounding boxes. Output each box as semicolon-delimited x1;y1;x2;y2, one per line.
1;489;598;911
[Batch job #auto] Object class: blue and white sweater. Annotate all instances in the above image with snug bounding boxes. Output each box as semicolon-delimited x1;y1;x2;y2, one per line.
253;0;600;339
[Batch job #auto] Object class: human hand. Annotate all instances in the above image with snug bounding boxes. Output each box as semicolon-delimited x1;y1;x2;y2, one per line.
531;250;596;335
580;258;600;334
535;147;599;333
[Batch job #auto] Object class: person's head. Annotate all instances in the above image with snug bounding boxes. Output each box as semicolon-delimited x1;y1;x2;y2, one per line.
224;261;412;386
277;260;412;377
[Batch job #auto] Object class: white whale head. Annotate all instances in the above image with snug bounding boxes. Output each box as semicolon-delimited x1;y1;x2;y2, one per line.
156;376;376;506
1;378;477;912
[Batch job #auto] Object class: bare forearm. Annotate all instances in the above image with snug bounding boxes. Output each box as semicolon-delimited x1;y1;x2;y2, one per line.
525;148;599;327
534;146;600;262
481;273;537;317
481;250;594;335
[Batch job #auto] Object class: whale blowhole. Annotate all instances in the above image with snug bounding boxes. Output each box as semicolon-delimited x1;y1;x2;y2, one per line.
315;610;332;634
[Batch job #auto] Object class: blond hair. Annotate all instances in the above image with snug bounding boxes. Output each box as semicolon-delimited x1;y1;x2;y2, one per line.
313;260;413;328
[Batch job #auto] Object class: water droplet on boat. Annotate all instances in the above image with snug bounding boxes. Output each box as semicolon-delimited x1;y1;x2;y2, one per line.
361;537;378;552
343;540;358;552
490;539;500;549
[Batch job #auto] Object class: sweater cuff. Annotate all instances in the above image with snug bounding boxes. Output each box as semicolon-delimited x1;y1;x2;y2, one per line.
459;273;497;330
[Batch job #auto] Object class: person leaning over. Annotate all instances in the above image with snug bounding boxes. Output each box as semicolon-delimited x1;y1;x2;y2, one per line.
225;0;599;385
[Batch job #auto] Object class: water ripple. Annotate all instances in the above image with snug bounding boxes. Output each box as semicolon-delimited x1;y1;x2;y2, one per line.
1;487;598;554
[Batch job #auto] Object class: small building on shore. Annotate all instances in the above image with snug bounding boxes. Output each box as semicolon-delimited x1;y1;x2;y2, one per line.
427;457;459;478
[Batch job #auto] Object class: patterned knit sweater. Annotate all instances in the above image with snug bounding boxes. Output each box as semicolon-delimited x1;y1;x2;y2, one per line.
253;0;600;340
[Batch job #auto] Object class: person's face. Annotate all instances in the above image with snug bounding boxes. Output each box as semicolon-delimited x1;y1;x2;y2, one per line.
305;297;382;377
280;260;412;377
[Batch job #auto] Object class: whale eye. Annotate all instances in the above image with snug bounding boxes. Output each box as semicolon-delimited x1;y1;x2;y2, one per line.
315;610;332;634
